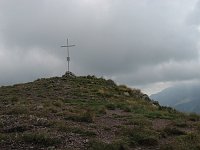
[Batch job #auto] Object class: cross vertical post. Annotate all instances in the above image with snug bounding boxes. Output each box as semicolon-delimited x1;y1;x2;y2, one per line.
61;38;75;74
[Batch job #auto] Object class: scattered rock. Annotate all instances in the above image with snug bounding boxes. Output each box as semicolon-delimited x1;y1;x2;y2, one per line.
142;94;151;101
36;105;44;110
62;71;76;78
106;79;116;87
124;92;130;96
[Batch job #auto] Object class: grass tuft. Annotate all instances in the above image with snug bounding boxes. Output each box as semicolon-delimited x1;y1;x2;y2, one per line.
22;132;61;146
88;140;128;150
163;127;186;136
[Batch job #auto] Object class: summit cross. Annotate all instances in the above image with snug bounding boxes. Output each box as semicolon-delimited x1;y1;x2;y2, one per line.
61;38;75;73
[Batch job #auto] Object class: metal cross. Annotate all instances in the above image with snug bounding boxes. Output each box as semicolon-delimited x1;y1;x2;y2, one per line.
61;38;75;73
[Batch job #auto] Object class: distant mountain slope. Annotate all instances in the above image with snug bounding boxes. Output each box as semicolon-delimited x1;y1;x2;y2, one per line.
150;83;200;113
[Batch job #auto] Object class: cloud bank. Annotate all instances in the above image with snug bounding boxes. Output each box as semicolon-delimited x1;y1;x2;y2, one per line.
0;0;200;94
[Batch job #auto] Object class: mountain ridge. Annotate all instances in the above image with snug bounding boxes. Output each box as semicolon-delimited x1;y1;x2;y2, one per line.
150;83;200;114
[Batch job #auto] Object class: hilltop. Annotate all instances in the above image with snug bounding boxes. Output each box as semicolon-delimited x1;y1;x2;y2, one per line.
0;73;200;150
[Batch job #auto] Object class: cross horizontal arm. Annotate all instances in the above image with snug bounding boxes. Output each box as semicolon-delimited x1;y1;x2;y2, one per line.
61;45;76;47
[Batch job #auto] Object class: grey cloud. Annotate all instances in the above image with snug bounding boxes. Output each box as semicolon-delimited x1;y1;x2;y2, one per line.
0;0;200;94
0;46;63;85
188;0;200;25
118;60;200;86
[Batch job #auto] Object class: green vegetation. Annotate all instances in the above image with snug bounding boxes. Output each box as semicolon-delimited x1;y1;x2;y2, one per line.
163;127;186;136
88;140;128;150
65;109;95;123
188;113;200;121
105;103;116;110
0;74;200;149
22;132;61;146
5;105;29;115
121;127;159;147
0;133;7;143
161;133;200;150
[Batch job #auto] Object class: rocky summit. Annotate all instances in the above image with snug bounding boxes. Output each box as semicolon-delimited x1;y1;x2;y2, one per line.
0;74;200;150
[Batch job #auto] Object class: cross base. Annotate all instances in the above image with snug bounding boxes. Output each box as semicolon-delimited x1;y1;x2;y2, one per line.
62;71;76;78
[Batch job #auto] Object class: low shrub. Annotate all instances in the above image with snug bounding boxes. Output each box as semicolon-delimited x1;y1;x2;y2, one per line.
106;103;116;110
121;127;158;147
65;110;95;123
163;127;186;136
174;121;188;128
0;133;7;143
98;106;107;115
6;106;28;115
129;130;158;146
52;100;63;107
22;132;61;146
188;113;200;122
163;133;200;150
88;140;128;150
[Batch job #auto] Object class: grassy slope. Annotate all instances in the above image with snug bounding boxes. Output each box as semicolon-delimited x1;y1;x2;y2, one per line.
0;74;200;150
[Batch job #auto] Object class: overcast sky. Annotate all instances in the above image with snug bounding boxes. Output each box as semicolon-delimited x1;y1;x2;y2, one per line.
0;0;200;94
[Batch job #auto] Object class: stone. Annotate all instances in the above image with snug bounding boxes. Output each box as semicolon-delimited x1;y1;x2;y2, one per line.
124;92;130;96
